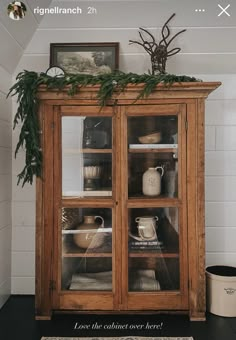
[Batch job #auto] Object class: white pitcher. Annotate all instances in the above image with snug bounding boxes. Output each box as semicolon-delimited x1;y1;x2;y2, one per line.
142;166;164;196
129;216;158;241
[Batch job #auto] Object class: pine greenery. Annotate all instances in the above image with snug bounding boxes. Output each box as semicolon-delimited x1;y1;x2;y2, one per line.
8;70;200;186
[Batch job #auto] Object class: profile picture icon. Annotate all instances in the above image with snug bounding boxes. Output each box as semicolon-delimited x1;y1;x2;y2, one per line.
7;1;27;20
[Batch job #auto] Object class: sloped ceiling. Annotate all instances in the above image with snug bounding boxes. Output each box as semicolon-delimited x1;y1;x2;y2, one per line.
0;0;53;74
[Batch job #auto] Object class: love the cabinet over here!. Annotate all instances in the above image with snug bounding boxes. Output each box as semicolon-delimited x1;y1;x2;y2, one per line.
35;82;220;320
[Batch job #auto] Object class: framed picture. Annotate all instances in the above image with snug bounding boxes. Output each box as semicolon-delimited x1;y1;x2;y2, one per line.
50;42;119;75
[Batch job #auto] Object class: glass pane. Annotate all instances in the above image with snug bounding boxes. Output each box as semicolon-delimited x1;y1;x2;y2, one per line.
128;207;179;292
129;258;179;291
128;115;178;198
128;115;178;145
62;116;112;197
128;152;178;198
61;207;112;291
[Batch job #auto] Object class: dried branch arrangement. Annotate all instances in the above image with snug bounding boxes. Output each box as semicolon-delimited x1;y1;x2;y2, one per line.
129;13;186;74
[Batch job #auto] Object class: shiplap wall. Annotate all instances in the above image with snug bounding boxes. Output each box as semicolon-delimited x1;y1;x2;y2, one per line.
0;0;52;300
12;0;236;293
0;65;12;307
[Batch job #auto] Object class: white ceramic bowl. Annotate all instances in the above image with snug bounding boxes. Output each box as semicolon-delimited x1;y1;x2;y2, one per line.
138;132;161;144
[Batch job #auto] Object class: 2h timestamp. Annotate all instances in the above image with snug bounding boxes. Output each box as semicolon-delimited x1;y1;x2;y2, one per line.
87;6;97;14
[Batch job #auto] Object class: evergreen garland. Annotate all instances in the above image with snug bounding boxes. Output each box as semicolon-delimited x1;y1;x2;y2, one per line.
8;70;200;186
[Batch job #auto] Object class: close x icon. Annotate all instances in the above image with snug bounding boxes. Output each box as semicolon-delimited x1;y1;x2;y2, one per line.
218;4;231;16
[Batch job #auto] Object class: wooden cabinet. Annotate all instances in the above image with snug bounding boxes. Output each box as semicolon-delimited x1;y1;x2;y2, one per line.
36;82;220;320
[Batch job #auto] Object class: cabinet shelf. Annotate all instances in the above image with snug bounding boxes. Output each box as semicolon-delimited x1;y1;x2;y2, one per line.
63;148;112;154
63;252;112;258
129;148;177;153
62;198;114;207
62;190;112;198
62;230;112;257
62;228;112;235
129;144;177;154
127;198;180;208
63;247;179;258
129;252;179;258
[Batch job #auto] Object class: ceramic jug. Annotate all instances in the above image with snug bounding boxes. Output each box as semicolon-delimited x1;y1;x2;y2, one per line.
129;216;158;241
142;166;164;196
73;215;104;249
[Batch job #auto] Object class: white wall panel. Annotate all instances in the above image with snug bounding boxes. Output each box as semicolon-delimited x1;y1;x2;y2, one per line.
0;227;11;280
0;149;11;175
12;202;35;227
12;227;35;252
120;54;236;74
0;279;11;307
0;202;11;230
24;28;142;54
206;151;236;176
14;55;49;76
206;253;236;267
205;126;215;151
206;100;236;126
0;175;11;202
206;227;236;252
0;66;11;94
11;277;34;294
24;27;236;54
0;0;37;48
206;202;236;227
12;177;36;202
12;252;35;277
0;23;22;73
0;121;11;148
0;65;12;306
12;151;27;176
216;126;236;150
0;226;11;308
0;94;11;122
206;177;236;202
197;75;236;100
0;0;53;73
18;52;236;76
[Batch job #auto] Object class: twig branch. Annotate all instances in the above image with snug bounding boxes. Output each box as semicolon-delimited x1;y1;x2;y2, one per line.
129;13;186;74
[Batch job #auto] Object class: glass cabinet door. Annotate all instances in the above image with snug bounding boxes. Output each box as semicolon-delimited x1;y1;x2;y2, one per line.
59;112;114;299
128;207;179;292
61;207;113;291
62;116;112;197
124;105;187;307
53;104;187;310
128;115;178;199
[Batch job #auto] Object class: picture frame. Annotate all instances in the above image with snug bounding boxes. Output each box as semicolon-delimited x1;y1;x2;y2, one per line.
50;42;119;75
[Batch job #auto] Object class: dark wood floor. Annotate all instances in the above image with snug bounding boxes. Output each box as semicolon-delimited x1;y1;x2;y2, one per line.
0;296;236;340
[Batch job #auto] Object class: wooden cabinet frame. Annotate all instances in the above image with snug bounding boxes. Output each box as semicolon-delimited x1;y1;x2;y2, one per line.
35;82;220;320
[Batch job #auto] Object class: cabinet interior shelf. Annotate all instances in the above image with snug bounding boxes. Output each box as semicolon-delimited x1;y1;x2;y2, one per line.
62;228;112;235
62;198;114;206
129;148;178;153
63;252;112;258
62;252;179;258
127;197;180;206
129;252;179;258
62;241;178;258
63;148;112;154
